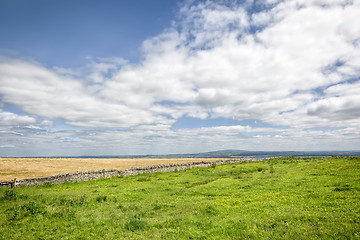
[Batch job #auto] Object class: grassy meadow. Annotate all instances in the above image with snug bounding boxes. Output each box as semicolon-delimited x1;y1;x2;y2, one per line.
0;156;359;239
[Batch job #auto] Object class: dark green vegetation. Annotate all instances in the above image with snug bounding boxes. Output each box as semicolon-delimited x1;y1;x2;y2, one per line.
1;156;359;239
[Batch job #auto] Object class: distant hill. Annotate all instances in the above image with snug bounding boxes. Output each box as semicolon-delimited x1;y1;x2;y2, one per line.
69;150;360;159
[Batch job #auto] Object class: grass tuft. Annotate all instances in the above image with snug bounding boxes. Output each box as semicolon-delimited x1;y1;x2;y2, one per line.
95;195;108;202
2;189;17;201
125;214;148;231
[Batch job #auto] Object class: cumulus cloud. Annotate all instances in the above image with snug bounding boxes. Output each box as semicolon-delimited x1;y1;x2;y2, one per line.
0;56;168;128
307;81;360;121
0;111;36;126
0;0;360;155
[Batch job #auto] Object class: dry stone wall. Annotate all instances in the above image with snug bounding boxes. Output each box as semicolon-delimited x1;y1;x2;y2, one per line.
0;158;258;188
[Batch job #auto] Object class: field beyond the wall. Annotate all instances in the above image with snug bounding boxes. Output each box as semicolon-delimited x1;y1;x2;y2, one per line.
0;157;226;181
0;156;359;239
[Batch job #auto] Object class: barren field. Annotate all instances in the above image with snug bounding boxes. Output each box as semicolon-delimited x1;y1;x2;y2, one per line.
0;157;225;181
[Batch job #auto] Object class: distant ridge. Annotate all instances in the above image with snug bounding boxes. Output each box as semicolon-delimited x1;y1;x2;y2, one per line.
52;150;360;159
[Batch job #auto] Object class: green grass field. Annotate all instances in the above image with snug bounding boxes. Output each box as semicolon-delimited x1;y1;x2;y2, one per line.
1;156;359;239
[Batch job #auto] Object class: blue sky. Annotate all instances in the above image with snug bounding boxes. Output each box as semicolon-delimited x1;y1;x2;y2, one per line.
0;0;179;67
1;0;360;157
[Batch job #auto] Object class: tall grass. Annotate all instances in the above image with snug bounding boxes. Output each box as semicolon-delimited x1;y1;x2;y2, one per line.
0;156;359;239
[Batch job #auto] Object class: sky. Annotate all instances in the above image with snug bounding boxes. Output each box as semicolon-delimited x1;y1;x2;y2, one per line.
0;0;360;157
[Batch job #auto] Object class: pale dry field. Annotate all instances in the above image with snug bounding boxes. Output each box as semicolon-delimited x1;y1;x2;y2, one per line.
0;157;225;181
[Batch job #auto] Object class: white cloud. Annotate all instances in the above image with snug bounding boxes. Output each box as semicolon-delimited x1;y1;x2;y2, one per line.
0;111;36;126
0;56;169;128
0;145;15;148
0;0;360;155
2;121;359;157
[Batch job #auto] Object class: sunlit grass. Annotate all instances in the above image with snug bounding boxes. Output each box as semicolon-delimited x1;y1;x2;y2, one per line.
1;156;359;239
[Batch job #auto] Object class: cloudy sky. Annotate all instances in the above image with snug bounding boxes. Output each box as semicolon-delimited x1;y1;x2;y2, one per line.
1;0;360;157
